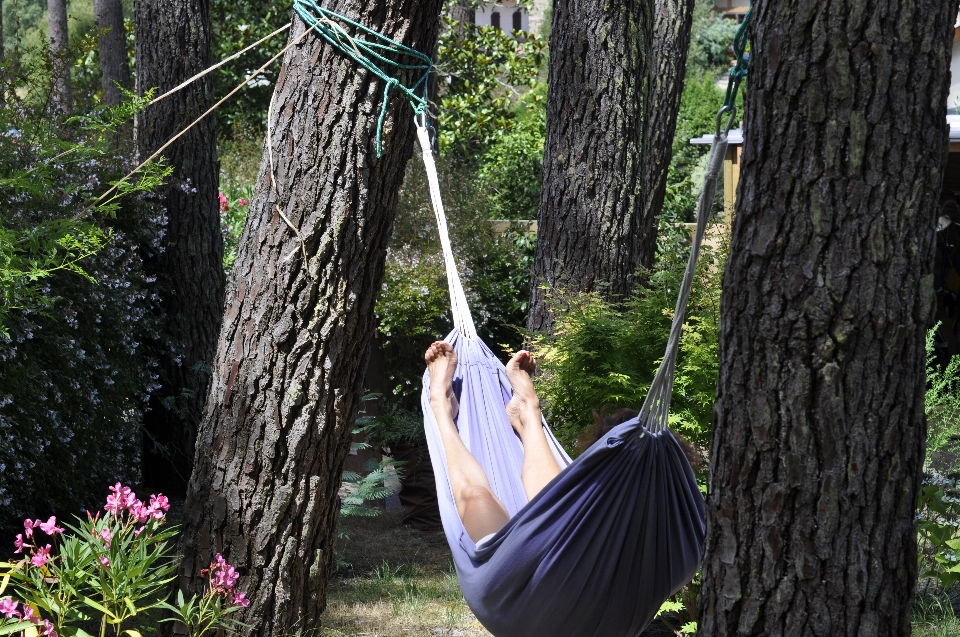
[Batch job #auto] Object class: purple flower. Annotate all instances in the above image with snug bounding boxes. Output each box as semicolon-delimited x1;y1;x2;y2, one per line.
30;545;52;568
0;597;20;619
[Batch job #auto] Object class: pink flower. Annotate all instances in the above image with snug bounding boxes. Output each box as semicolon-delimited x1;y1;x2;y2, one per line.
129;501;152;524
41;619;57;637
208;554;240;594
218;192;229;212
97;528;112;548
0;597;20;619
21;604;38;624
105;483;137;516
23;518;38;539
30;545;52;568
238;199;248;207
230;591;250;608
14;533;30;554
150;494;170;513
98;555;110;568
38;516;64;536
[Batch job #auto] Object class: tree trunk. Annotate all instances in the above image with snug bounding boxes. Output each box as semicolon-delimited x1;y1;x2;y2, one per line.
135;0;224;493
527;0;653;333
697;2;955;635
176;1;442;633
95;0;131;106
47;0;71;111
639;0;695;269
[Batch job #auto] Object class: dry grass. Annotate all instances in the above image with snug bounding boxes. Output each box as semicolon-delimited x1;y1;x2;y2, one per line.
320;512;491;637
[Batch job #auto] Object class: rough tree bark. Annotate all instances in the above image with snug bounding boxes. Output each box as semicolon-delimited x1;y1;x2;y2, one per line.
527;0;653;333
698;1;956;635
638;0;695;269
47;0;71;111
95;0;131;106
136;0;224;493
177;1;443;633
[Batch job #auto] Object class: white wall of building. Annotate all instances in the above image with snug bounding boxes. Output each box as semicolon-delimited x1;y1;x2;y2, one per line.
474;0;530;34
950;37;960;114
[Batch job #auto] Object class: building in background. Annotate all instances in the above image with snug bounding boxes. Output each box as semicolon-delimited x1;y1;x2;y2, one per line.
451;1;549;36
713;0;749;21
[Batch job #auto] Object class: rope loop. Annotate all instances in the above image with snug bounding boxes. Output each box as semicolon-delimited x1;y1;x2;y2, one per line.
292;0;433;156
716;8;751;135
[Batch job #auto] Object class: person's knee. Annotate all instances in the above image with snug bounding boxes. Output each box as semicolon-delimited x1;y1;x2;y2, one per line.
459;484;494;506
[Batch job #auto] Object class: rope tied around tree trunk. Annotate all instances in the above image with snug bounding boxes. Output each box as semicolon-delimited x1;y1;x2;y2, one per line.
292;0;433;156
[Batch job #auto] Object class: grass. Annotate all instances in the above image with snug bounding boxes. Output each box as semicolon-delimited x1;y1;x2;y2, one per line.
321;512;491;637
913;590;960;637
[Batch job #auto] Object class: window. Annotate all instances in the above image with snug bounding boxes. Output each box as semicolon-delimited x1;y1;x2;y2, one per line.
513;10;522;31
491;11;501;29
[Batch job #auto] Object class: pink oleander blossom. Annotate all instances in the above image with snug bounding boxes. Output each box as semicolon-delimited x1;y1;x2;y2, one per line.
230;591;250;608
30;545;52;568
0;597;19;619
38;516;64;536
150;493;170;513
41;619;57;637
129;501;152;524
23;518;38;539
105;483;136;515
98;555;110;568
218;192;229;212
14;533;29;554
238;198;248;207
21;604;38;624
97;528;112;548
206;554;241;596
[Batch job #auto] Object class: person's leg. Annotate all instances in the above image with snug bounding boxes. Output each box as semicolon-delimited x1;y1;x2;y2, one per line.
426;342;510;544
505;351;562;501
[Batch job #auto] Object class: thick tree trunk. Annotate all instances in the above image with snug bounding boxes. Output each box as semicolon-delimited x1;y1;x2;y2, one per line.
527;0;653;333
639;0;695;269
697;2;955;635
177;1;442;633
47;0;71;111
135;0;224;493
95;0;131;106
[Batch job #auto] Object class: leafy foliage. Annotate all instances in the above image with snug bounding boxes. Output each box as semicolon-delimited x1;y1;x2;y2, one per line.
436;16;546;155
0;45;163;536
925;326;960;472
530;221;724;456
340;458;404;519
917;476;960;590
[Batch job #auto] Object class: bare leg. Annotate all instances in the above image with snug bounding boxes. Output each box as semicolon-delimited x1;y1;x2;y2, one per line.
505;350;562;501
426;342;510;544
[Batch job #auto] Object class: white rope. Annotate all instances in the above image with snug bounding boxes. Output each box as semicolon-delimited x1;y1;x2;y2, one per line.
415;119;478;339
640;132;728;433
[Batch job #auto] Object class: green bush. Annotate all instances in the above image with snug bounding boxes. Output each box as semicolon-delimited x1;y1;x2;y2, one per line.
0;48;163;535
925;327;960;473
530;221;724;456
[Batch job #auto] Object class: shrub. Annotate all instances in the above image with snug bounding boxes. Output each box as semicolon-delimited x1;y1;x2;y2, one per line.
530;221;725;456
0;46;164;536
0;484;247;637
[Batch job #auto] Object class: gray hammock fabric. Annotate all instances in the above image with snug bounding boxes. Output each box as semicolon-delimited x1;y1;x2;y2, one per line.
417;122;726;637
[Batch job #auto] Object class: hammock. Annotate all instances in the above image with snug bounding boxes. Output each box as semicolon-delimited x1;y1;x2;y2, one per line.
417;122;728;637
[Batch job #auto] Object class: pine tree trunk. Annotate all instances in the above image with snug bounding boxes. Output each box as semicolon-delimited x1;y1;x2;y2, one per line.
176;1;442;633
135;0;224;492
527;0;653;333
47;0;71;111
697;2;955;635
639;0;694;269
95;0;130;106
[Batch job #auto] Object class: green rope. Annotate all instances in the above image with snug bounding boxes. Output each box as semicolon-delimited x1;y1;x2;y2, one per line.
716;8;751;134
292;0;433;156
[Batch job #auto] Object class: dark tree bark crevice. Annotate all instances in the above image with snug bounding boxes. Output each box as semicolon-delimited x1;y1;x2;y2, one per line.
177;1;443;633
135;0;224;493
527;0;653;333
697;1;955;635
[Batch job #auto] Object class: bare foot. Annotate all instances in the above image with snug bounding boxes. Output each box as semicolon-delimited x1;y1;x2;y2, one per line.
425;341;459;420
505;350;541;436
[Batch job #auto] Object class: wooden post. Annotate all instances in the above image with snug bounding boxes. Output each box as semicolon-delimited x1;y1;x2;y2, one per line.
722;143;741;231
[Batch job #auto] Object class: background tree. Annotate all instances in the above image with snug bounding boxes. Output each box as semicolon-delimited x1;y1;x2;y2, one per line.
697;1;956;635
176;0;443;632
639;0;696;267
527;0;653;333
94;0;129;106
46;0;70;109
135;0;224;492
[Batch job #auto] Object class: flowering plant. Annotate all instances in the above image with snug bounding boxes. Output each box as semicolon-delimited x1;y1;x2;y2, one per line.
0;484;246;637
